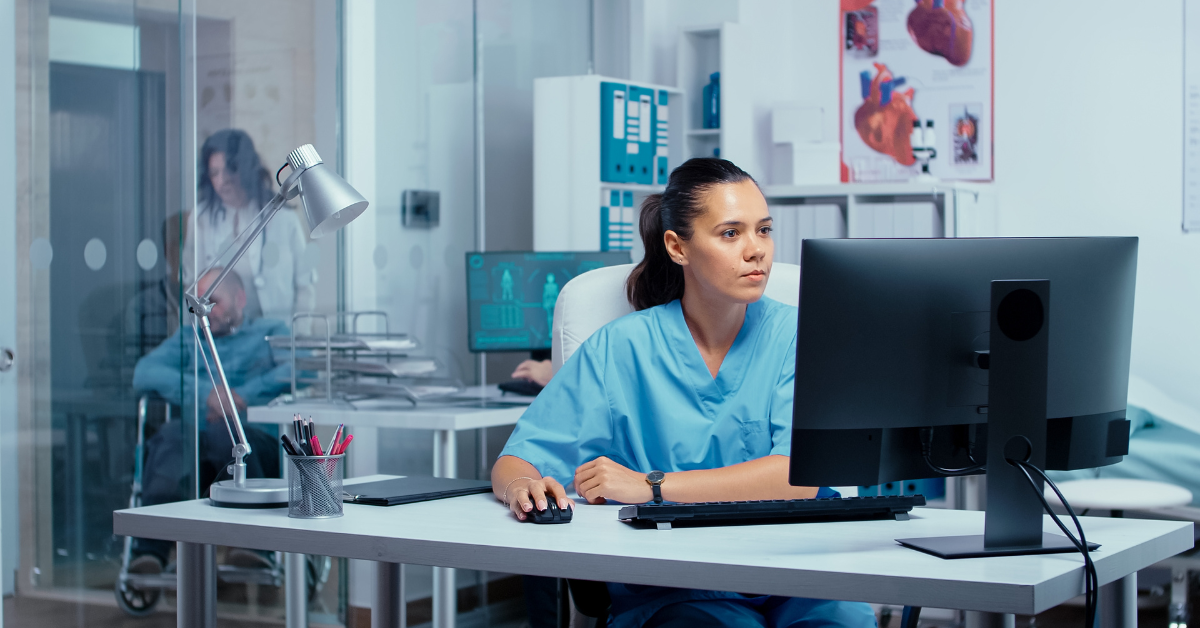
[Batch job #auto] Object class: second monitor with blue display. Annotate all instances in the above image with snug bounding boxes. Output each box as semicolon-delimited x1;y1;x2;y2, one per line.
465;251;631;353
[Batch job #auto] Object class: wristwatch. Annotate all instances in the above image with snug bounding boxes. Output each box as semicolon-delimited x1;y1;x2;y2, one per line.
646;470;666;504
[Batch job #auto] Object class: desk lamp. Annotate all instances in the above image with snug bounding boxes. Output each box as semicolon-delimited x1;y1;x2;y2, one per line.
186;144;368;508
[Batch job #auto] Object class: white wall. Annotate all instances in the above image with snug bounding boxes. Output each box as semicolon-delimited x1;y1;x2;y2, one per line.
631;0;1200;414
627;0;838;182
993;0;1200;412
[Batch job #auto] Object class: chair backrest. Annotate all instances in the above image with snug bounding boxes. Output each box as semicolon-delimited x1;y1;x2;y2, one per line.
550;262;801;374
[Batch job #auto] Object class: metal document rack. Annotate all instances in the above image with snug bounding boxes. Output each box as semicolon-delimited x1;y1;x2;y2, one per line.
271;311;463;405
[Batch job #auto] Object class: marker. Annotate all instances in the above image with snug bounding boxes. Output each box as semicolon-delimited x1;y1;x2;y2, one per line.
281;433;303;457
335;434;354;455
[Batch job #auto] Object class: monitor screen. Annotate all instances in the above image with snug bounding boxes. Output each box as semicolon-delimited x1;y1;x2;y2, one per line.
465;251;631;353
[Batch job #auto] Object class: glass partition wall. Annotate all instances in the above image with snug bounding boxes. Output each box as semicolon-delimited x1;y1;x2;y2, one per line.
9;0;591;624
11;0;342;623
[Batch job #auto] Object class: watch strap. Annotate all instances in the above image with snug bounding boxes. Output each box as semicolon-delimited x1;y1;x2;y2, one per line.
651;483;663;504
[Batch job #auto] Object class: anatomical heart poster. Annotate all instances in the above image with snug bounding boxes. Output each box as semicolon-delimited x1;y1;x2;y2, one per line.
840;0;993;182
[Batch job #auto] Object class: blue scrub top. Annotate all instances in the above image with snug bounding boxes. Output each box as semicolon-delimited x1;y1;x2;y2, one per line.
501;297;863;628
500;297;797;485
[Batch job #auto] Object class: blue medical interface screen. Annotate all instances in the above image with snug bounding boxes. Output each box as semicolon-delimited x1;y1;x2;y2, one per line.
465;251;631;352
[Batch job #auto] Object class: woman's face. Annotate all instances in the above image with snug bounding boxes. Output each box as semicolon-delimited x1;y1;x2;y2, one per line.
208;152;249;209
668;179;774;305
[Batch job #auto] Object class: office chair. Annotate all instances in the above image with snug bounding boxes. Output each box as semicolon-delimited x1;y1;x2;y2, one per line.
550;262;801;374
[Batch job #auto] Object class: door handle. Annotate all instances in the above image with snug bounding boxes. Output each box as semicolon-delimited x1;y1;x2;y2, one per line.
0;348;13;372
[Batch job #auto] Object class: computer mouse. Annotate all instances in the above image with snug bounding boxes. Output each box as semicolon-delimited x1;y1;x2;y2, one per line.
529;500;573;524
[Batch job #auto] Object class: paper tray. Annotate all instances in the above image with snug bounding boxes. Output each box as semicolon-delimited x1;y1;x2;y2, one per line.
295;357;438;377
268;334;418;353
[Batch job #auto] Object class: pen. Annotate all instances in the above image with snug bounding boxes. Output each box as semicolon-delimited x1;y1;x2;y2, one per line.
311;433;324;456
281;433;302;457
335;433;354;455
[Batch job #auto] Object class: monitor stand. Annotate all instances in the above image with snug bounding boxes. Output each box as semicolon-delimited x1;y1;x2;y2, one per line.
897;280;1098;559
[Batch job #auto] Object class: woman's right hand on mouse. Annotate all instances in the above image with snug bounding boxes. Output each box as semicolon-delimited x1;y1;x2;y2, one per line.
493;455;575;521
506;476;573;521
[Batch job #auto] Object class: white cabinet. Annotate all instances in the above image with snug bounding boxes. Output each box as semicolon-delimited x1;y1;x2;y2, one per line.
533;75;683;253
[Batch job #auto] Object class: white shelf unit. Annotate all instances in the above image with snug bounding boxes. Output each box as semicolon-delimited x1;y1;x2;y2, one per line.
763;182;998;265
533;75;684;253
677;23;750;164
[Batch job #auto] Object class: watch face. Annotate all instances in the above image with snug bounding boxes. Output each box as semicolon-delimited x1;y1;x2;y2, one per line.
647;470;665;484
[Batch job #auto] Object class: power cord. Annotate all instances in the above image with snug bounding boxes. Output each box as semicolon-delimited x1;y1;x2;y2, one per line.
920;427;987;476
919;427;1097;627
1008;457;1098;628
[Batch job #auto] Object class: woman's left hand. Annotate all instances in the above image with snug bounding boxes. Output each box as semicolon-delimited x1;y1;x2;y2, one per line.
574;457;655;505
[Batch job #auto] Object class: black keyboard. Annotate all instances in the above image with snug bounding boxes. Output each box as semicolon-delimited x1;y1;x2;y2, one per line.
618;495;926;529
498;379;544;397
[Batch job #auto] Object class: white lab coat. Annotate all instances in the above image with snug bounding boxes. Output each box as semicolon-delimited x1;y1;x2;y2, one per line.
181;202;316;323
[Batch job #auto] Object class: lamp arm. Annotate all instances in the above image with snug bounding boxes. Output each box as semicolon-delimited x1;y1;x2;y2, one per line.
191;312;252;487
180;164;304;489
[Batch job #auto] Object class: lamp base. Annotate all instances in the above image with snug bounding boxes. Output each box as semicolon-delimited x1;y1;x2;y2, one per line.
209;478;289;509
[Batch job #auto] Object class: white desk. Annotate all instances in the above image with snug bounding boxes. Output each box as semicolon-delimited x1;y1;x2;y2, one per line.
248;390;531;627
114;491;1193;628
249;391;530;478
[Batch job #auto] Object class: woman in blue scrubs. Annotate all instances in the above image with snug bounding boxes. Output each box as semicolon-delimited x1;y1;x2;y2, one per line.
491;158;876;628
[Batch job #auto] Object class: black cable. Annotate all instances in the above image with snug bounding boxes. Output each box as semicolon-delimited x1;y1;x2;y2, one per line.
276;162;289;186
1010;461;1094;625
920;428;986;476
1009;458;1098;628
1020;461;1099;628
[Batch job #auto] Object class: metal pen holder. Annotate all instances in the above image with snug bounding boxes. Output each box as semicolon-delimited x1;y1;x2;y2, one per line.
287;454;345;519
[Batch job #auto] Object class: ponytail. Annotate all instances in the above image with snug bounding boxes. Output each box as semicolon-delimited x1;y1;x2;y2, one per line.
625;194;684;310
624;157;755;311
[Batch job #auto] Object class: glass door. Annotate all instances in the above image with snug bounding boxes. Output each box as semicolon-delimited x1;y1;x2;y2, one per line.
9;0;342;623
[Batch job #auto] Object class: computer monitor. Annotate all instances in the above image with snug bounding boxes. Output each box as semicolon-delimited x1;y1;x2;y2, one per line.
788;237;1138;558
466;251;632;353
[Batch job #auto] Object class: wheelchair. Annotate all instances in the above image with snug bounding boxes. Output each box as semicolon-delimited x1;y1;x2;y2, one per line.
115;394;331;616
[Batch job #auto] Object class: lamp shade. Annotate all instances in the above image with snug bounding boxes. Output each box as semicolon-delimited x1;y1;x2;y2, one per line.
297;163;370;239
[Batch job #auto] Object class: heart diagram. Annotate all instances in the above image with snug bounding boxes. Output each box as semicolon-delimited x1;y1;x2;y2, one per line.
907;0;973;67
854;63;917;166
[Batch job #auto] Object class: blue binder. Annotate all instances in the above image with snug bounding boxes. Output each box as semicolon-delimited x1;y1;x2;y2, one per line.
627;85;655;184
655;90;670;184
600;190;636;251
600;81;628;183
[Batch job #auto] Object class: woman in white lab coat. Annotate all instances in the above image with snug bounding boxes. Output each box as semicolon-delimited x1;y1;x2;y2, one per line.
181;129;315;323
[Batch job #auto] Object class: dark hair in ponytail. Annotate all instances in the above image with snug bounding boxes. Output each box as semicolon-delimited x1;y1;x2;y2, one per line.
625;157;756;310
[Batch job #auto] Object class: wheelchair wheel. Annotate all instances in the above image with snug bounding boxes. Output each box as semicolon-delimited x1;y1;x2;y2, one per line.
115;554;163;616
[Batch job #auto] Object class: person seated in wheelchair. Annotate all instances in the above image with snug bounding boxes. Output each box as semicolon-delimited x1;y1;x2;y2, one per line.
131;267;291;563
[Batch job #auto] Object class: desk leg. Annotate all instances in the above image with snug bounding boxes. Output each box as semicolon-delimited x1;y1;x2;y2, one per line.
433;429;457;628
1100;573;1137;628
177;542;216;628
374;562;404;628
286;552;308;628
477;427;489;626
